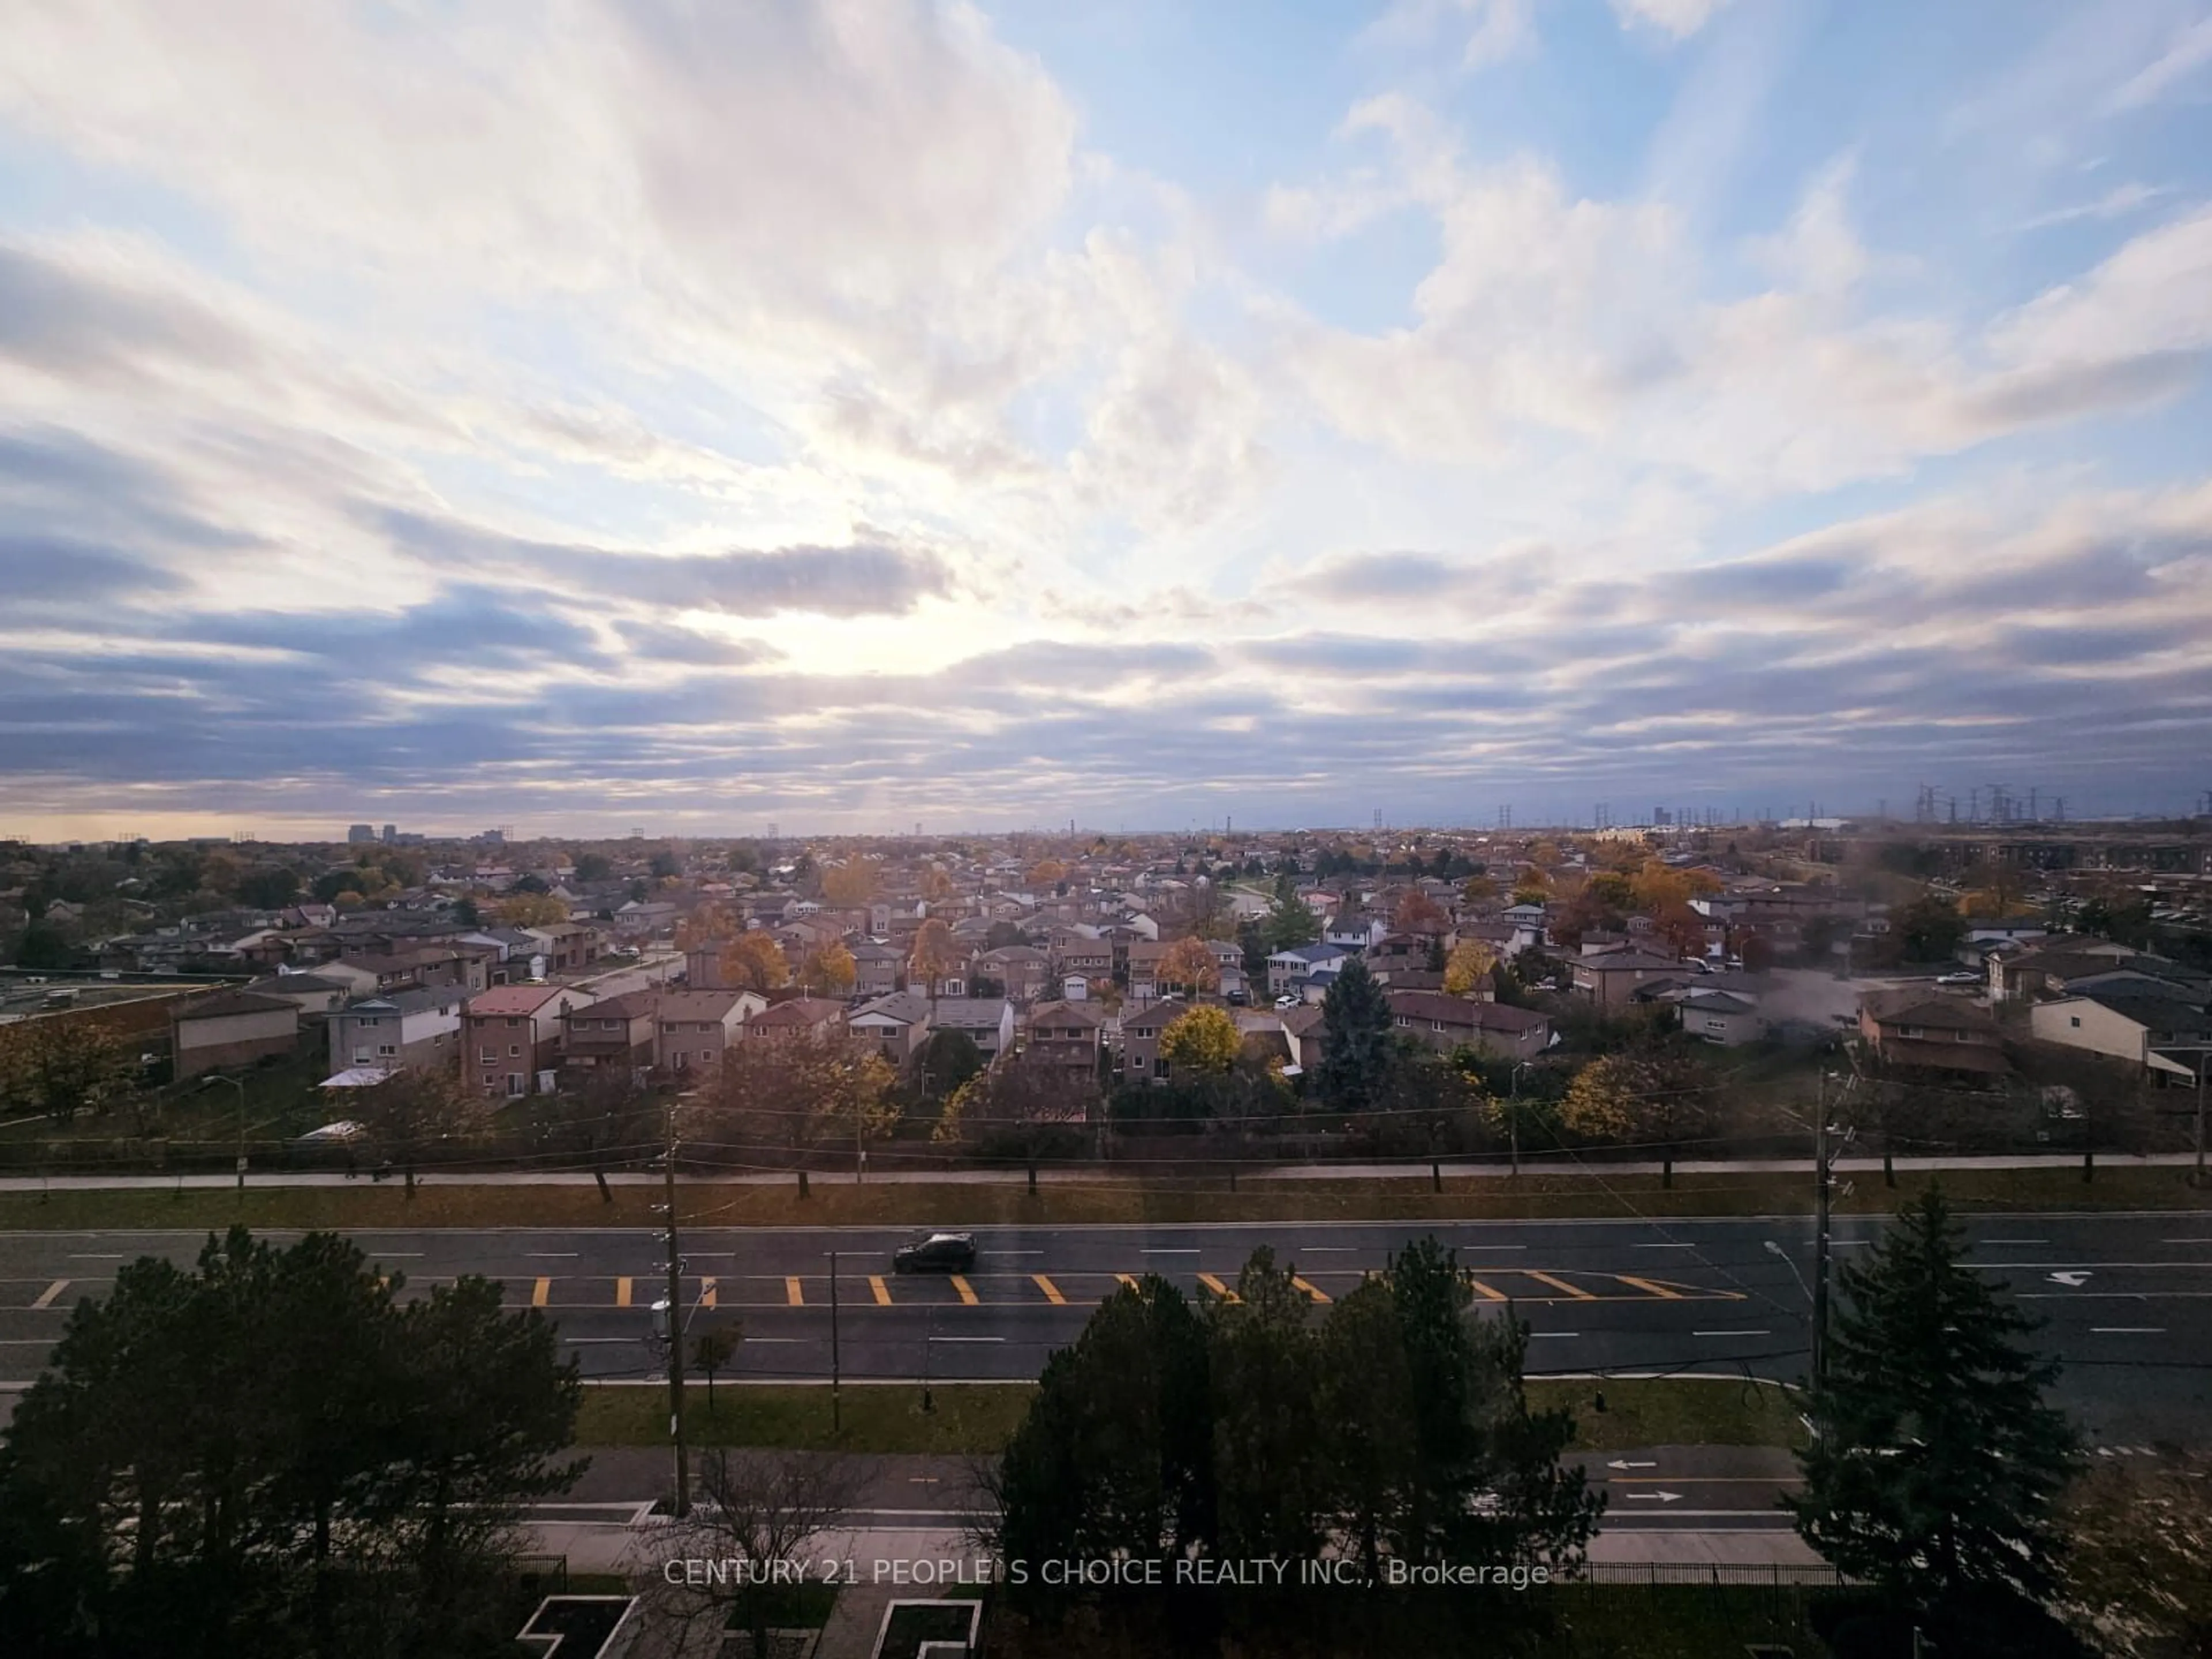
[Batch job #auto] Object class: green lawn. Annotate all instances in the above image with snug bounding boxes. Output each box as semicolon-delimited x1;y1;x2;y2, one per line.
575;1381;1035;1456
572;1376;1797;1457
2;1162;2200;1231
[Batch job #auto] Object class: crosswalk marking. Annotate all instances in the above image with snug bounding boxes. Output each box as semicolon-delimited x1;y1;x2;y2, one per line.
869;1275;892;1306
950;1275;979;1306
1524;1271;1596;1302
615;1277;632;1308
1032;1274;1067;1305
1197;1272;1241;1303
30;1279;69;1310
1292;1276;1331;1304
701;1277;717;1310
1618;1276;1684;1300
785;1277;804;1307
532;1277;550;1308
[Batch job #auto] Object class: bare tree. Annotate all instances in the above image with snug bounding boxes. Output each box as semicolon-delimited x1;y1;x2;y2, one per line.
660;1450;870;1659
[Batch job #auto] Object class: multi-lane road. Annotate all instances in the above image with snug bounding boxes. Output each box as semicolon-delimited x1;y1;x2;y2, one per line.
3;1213;2207;1446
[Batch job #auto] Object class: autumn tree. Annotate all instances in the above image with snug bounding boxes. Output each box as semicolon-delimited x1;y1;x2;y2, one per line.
1027;858;1067;888
354;1066;476;1197
921;865;954;902
797;941;857;998
907;917;960;1000
1460;874;1499;904
674;903;738;955
1393;890;1446;932
719;930;789;991
1558;1048;1715;1187
1156;935;1220;997
715;1031;898;1164
2056;1452;2212;1657
1160;1005;1241;1079
820;857;880;907
0;1018;138;1122
495;892;568;929
1442;939;1498;997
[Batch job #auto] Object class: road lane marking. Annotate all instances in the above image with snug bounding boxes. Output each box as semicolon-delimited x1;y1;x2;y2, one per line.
1293;1277;1331;1304
2161;1238;2212;1245
1630;1243;1695;1248
1467;1277;1509;1301
1693;1329;1770;1337
1523;1271;1595;1301
1032;1274;1066;1305
700;1277;717;1310
615;1277;632;1308
528;1252;579;1258
531;1277;550;1308
785;1277;804;1307
1618;1277;1685;1300
1116;1274;1140;1289
1980;1238;2047;1245
2090;1326;2166;1334
1301;1247;1359;1253
1527;1331;1578;1338
870;1275;892;1306
1197;1273;1240;1303
1141;1248;1199;1255
67;1253;126;1259
950;1275;979;1306
931;1336;1003;1343
31;1279;69;1309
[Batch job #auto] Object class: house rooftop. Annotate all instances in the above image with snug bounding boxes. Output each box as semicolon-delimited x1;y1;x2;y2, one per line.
177;990;298;1020
464;984;569;1016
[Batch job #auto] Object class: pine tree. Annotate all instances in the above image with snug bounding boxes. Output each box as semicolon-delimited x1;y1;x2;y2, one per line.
1791;1187;2078;1609
1314;957;1395;1111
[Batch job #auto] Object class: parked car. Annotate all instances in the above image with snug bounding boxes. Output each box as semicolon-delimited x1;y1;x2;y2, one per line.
1936;971;1981;986
893;1232;977;1273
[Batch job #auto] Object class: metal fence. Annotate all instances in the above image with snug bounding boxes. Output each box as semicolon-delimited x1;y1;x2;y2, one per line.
1565;1561;1843;1588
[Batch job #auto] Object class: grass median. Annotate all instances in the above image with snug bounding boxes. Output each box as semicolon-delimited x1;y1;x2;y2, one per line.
573;1376;1803;1457
2;1163;2203;1232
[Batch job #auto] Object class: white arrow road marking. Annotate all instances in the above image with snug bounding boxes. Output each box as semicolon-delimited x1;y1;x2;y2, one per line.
1623;1491;1683;1503
1607;1460;1657;1470
2047;1271;2092;1287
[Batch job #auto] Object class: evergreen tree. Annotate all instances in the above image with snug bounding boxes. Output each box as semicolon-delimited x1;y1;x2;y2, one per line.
1314;957;1395;1112
1792;1187;2078;1609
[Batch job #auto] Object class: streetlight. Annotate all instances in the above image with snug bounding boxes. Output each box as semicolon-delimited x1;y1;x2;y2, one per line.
199;1073;247;1194
1508;1062;1533;1177
1763;1238;1813;1303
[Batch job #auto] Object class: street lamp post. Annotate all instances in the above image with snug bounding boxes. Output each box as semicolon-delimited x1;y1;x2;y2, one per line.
200;1074;247;1194
1509;1062;1532;1177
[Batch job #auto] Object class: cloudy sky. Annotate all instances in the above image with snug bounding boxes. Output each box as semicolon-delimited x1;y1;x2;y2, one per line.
4;0;2212;840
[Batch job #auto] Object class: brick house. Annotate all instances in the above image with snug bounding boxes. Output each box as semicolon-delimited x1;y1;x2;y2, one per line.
1023;999;1104;1082
562;989;662;1076
654;988;767;1077
1857;989;2008;1082
327;985;465;1078
1384;990;1551;1059
171;990;301;1081
462;983;597;1098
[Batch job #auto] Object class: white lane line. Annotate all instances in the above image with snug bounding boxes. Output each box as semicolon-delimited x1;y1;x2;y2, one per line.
2089;1326;2166;1334
1301;1247;1360;1253
1692;1329;1771;1338
1979;1239;2048;1246
66;1253;127;1259
528;1252;580;1258
930;1336;1006;1344
1139;1248;1199;1255
1527;1332;1580;1339
1630;1243;1697;1249
2160;1238;2212;1245
373;1252;423;1257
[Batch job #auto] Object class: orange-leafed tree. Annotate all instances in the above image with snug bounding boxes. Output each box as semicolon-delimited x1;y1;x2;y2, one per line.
908;918;960;1000
1442;939;1498;997
1394;891;1446;932
821;858;880;907
798;941;857;998
720;931;789;991
1157;935;1221;997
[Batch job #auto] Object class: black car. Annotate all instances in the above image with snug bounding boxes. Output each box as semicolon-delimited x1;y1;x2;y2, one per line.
893;1232;977;1273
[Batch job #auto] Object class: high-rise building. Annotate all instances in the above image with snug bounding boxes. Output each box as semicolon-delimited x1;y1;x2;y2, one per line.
347;824;375;843
381;823;397;843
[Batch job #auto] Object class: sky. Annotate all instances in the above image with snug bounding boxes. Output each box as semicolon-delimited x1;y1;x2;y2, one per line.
3;0;2212;841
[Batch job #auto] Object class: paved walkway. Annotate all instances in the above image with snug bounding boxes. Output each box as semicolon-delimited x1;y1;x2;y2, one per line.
2;1150;2199;1192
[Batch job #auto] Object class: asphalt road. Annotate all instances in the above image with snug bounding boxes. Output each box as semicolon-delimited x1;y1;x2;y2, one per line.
3;1213;2207;1447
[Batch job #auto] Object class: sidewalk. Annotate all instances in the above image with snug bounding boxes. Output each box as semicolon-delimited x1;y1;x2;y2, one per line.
2;1149;2199;1192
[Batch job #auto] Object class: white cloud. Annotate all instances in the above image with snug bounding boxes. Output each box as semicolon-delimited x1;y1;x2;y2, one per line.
2110;12;2212;110
1611;0;1741;43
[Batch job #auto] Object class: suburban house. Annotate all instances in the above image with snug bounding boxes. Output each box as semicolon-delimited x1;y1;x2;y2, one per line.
927;997;1017;1062
1118;999;1180;1084
1989;940;2141;1003
1022;999;1105;1081
1051;935;1113;982
1677;990;1765;1047
327;986;465;1079
1267;942;1350;998
976;944;1050;1002
849;941;905;998
743;997;849;1045
1569;948;1686;1008
561;990;662;1076
655;988;768;1075
1856;990;2008;1081
2029;992;2212;1081
1280;1003;1326;1071
462;983;597;1098
334;945;489;996
1383;990;1552;1059
847;991;935;1066
171;990;301;1081
525;922;604;974
245;973;357;1018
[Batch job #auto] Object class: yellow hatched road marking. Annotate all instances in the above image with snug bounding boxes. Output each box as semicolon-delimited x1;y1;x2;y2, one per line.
615;1277;632;1308
785;1277;805;1306
950;1275;979;1306
1292;1276;1331;1304
701;1277;718;1309
1522;1271;1596;1301
1197;1272;1240;1304
1617;1275;1684;1300
1466;1277;1509;1302
1116;1274;1140;1290
869;1275;892;1306
1032;1274;1067;1305
31;1279;69;1310
531;1277;550;1308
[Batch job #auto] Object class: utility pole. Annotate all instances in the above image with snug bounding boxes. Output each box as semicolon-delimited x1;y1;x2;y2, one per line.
661;1116;690;1518
2193;1051;2208;1188
1812;1074;1832;1391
